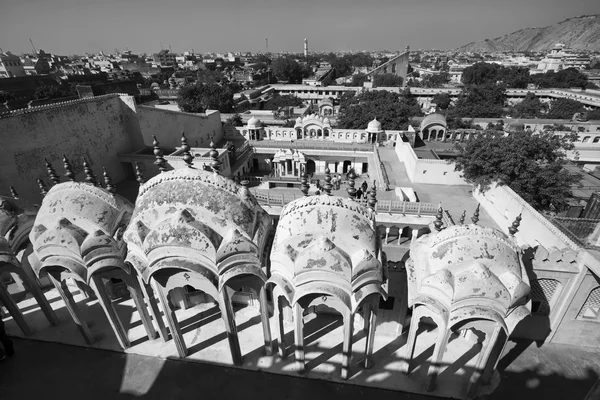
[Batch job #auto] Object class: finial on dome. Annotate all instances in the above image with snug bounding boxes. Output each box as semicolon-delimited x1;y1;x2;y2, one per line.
10;186;19;200
368;180;377;211
37;178;48;196
300;169;310;197
135;162;145;185
508;213;522;236
82;158;99;186
459;210;466;225
347;169;357;200
471;204;480;225
103;167;116;194
45;159;60;185
153;136;168;173
434;203;444;231
63;154;76;182
209;140;221;174
324;167;332;195
181;132;194;167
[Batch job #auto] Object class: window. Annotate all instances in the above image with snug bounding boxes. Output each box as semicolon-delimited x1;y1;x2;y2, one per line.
577;287;600;321
594;137;600;143
530;278;561;316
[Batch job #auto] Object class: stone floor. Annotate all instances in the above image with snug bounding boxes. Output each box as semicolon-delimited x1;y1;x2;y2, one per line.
2;287;600;400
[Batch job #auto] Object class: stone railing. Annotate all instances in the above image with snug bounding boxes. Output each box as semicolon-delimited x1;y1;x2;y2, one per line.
373;145;390;191
249;140;373;152
0;93;128;119
250;189;438;216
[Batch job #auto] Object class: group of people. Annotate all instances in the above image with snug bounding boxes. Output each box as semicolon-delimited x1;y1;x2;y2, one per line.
313;174;370;201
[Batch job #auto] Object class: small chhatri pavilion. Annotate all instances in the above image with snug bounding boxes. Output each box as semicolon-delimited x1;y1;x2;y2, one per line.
403;224;531;397
123;166;275;364
269;186;387;379
29;178;159;348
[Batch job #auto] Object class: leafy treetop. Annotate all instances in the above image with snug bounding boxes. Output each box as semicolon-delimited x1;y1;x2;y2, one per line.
454;131;579;211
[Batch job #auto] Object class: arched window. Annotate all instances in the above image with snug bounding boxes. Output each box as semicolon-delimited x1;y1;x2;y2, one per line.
530;278;562;316
593;137;600;143
583;136;591;143
577;287;600;321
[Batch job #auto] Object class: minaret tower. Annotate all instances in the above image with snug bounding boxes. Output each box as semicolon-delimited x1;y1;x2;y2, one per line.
304;38;308;57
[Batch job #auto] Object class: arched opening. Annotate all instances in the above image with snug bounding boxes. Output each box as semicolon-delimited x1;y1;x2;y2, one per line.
297;294;346;375
399;226;413;244
317;129;322;138
342;160;352;174
407;312;440;375
422;129;429;140
593;137;600;143
306;159;316;176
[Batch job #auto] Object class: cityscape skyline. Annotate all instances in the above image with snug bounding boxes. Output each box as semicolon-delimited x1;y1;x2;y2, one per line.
1;0;599;55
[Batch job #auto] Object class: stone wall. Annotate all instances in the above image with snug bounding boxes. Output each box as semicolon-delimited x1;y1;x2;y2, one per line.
0;94;140;202
473;183;580;251
136;106;224;149
395;142;467;185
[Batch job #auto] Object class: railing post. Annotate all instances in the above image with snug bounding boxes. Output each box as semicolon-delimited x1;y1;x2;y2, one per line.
417;202;422;217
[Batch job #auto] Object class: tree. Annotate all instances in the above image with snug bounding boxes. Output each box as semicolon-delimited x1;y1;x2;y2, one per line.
349;73;369;87
531;68;591;89
432;93;452;110
223;114;243;127
461;63;530;88
337;90;422;130
421;72;450;88
0;90;15;103
177;83;234;113
587;108;600;120
263;93;303;110
33;84;77;100
271;57;305;83
196;69;225;84
454;131;579;211
511;92;546;118
373;73;403;87
452;84;506;118
546;98;584;119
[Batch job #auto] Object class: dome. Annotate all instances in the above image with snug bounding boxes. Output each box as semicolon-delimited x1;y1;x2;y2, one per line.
419;113;447;132
366;118;383;133
269;195;386;312
29;182;134;282
123;167;271;282
247;116;262;129
405;224;531;332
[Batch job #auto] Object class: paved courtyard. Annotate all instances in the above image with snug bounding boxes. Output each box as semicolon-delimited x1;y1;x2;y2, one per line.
1;287;600;400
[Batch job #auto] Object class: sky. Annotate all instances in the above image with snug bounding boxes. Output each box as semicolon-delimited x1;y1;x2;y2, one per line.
1;0;599;55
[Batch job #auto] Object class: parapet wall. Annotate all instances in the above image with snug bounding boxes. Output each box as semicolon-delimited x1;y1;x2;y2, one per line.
395;142;467;185
473;183;580;251
0;94;141;202
136;106;224;148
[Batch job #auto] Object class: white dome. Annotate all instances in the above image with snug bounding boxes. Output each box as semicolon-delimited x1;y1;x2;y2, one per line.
366;118;382;133
247;116;261;129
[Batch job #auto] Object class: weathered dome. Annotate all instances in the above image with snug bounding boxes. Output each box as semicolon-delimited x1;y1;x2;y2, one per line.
247;116;262;129
269;195;386;312
366;118;383;133
406;224;531;333
419;113;447;132
123;168;272;283
29;182;134;282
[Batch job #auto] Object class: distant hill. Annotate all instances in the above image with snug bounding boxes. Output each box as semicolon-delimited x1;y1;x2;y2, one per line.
456;15;600;52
